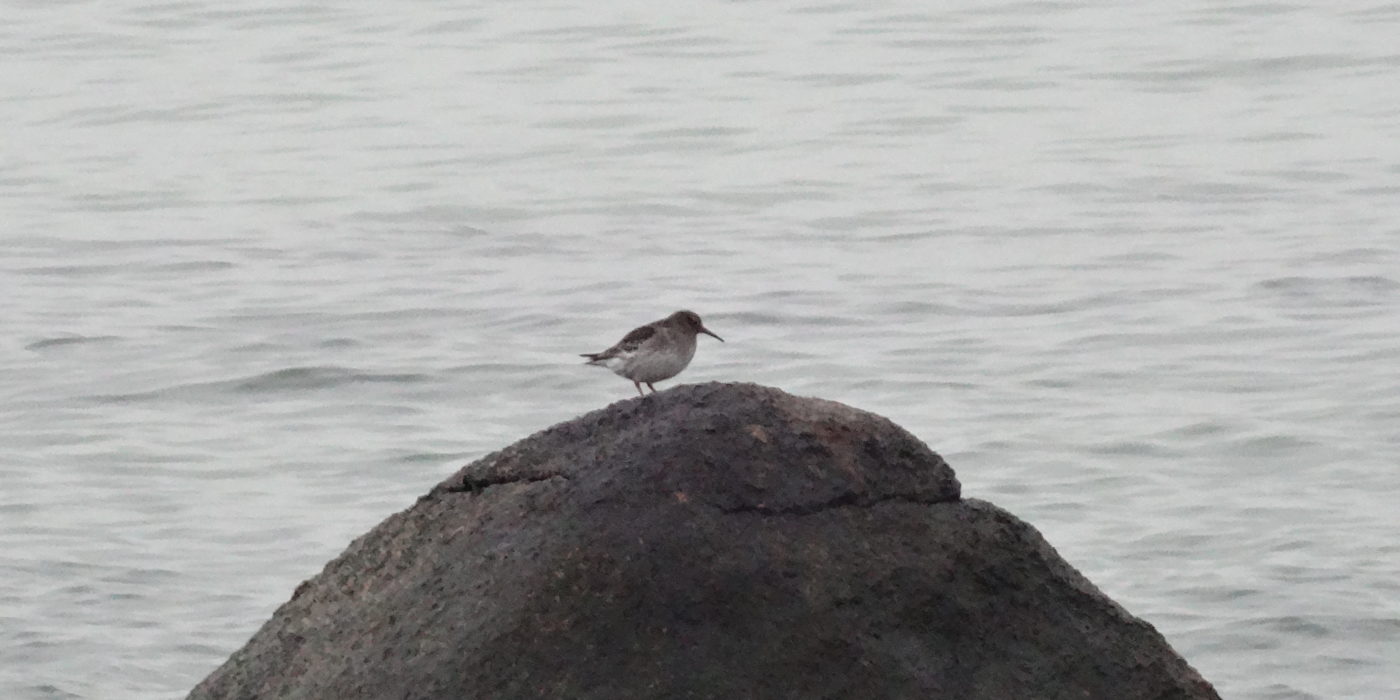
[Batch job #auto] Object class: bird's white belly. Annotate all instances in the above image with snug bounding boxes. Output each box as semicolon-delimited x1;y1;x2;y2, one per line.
614;344;695;383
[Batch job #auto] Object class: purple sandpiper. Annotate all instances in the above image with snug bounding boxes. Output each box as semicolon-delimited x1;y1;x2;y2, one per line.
581;310;723;396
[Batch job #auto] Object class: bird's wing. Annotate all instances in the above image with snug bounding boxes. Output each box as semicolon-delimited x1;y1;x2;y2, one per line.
589;323;656;360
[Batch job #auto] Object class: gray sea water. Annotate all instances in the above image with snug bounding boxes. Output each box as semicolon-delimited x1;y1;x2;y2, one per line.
4;2;1399;698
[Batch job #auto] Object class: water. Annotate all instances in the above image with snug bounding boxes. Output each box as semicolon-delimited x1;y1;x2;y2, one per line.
4;2;1399;698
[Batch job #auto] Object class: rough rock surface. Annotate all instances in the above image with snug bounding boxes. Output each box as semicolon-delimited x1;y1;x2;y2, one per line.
188;382;1219;700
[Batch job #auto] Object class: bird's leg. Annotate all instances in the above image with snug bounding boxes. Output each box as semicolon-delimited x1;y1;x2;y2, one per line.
646;382;656;393
633;380;644;397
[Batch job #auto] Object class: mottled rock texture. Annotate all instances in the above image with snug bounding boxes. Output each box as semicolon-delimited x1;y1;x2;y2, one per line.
188;382;1218;700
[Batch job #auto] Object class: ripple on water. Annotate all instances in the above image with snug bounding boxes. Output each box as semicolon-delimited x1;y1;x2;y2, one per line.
1085;440;1181;458
1250;683;1323;700
1218;434;1322;459
1245;615;1331;639
229;366;431;393
397;451;477;465
1254;275;1399;310
88;366;435;404
24;335;120;351
22;685;83;700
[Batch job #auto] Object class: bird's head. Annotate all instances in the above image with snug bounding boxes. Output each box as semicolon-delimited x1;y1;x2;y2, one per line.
672;310;723;342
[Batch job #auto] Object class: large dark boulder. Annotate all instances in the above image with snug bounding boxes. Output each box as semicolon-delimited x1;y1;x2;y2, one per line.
188;382;1218;700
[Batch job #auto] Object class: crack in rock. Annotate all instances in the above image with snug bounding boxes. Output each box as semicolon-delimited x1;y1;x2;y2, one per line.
717;491;944;517
439;472;566;495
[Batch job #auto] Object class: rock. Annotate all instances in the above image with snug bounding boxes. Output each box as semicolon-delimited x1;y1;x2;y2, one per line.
187;382;1219;700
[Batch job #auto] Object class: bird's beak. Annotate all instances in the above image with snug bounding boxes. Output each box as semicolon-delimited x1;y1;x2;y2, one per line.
701;327;724;342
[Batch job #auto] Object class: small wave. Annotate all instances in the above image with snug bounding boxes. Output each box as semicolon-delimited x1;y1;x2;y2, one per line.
870;300;959;316
1086;440;1179;458
25;685;82;700
1099;250;1180;264
232;366;431;393
90;366;431;404
1253;275;1398;320
1244;615;1331;639
962;292;1125;317
16;264;125;277
398;451;476;465
1155;420;1233;440
1221;434;1320;457
151;260;235;273
1258;275;1398;292
25;335;119;351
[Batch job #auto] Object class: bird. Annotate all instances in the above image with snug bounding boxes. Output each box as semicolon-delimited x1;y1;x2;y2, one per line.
581;310;723;396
